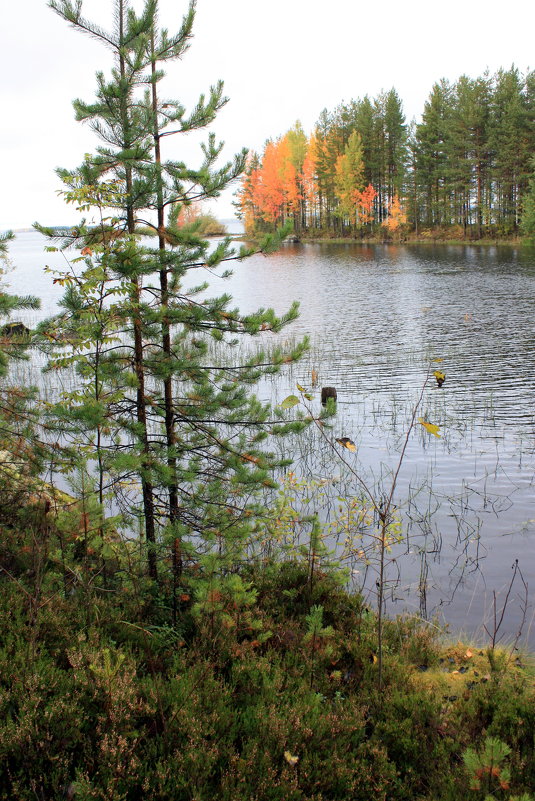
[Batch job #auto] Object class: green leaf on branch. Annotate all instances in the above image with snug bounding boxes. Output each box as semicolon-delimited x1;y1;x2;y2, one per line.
279;395;300;409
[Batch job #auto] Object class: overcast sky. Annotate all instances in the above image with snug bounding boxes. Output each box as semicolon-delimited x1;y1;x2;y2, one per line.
1;0;533;229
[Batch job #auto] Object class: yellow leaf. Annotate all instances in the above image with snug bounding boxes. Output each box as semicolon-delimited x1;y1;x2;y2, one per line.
433;370;446;387
432;357;443;362
336;437;356;452
279;395;299;409
284;751;299;766
418;418;441;438
296;383;306;393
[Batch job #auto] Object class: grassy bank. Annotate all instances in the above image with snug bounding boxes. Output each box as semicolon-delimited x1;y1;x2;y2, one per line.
298;236;524;246
297;235;524;247
241;227;527;247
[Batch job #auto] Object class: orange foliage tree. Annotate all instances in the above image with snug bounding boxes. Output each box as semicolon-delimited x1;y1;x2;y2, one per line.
354;183;377;226
237;135;302;227
174;203;201;227
238;124;382;235
255;140;285;223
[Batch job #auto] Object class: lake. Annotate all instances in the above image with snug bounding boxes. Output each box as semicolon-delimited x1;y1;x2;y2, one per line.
5;230;535;647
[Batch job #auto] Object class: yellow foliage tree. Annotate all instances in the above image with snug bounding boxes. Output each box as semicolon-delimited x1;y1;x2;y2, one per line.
334;131;364;222
382;193;407;232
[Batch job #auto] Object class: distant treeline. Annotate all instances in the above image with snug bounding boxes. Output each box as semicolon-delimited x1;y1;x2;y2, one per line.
237;67;535;239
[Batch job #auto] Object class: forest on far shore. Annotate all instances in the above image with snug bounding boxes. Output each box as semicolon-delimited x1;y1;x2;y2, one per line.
237;67;535;240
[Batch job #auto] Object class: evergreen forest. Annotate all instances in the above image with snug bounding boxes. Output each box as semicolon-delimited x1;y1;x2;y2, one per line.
1;2;534;800
238;72;535;240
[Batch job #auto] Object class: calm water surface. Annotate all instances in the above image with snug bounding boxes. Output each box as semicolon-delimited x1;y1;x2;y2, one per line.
6;232;535;646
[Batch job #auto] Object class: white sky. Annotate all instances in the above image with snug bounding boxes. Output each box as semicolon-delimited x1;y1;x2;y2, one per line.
1;0;533;229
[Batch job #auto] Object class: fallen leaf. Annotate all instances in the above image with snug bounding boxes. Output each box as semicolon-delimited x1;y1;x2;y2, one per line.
336;437;356;452
284;751;299;766
418;418;441;438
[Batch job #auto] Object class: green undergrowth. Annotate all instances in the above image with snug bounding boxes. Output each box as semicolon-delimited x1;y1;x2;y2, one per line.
1;521;534;801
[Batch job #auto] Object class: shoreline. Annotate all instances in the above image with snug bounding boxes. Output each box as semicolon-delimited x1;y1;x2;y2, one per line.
242;233;528;247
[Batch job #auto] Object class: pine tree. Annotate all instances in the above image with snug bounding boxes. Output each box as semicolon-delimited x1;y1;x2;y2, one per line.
44;0;162;576
521;157;535;241
490;67;533;233
415;80;454;227
383;89;407;208
41;0;307;587
0;232;42;485
354;96;381;218
0;232;40;376
314;108;341;230
235;152;262;235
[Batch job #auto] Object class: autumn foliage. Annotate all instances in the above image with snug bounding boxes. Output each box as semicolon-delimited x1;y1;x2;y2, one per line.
239;68;535;240
237;125;308;229
238;120;400;235
382;193;407;233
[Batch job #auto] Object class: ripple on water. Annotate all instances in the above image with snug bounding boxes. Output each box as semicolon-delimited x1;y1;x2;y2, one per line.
7;234;535;645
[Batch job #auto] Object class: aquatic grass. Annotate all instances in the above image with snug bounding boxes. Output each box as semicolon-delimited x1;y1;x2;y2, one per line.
3;300;534;646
